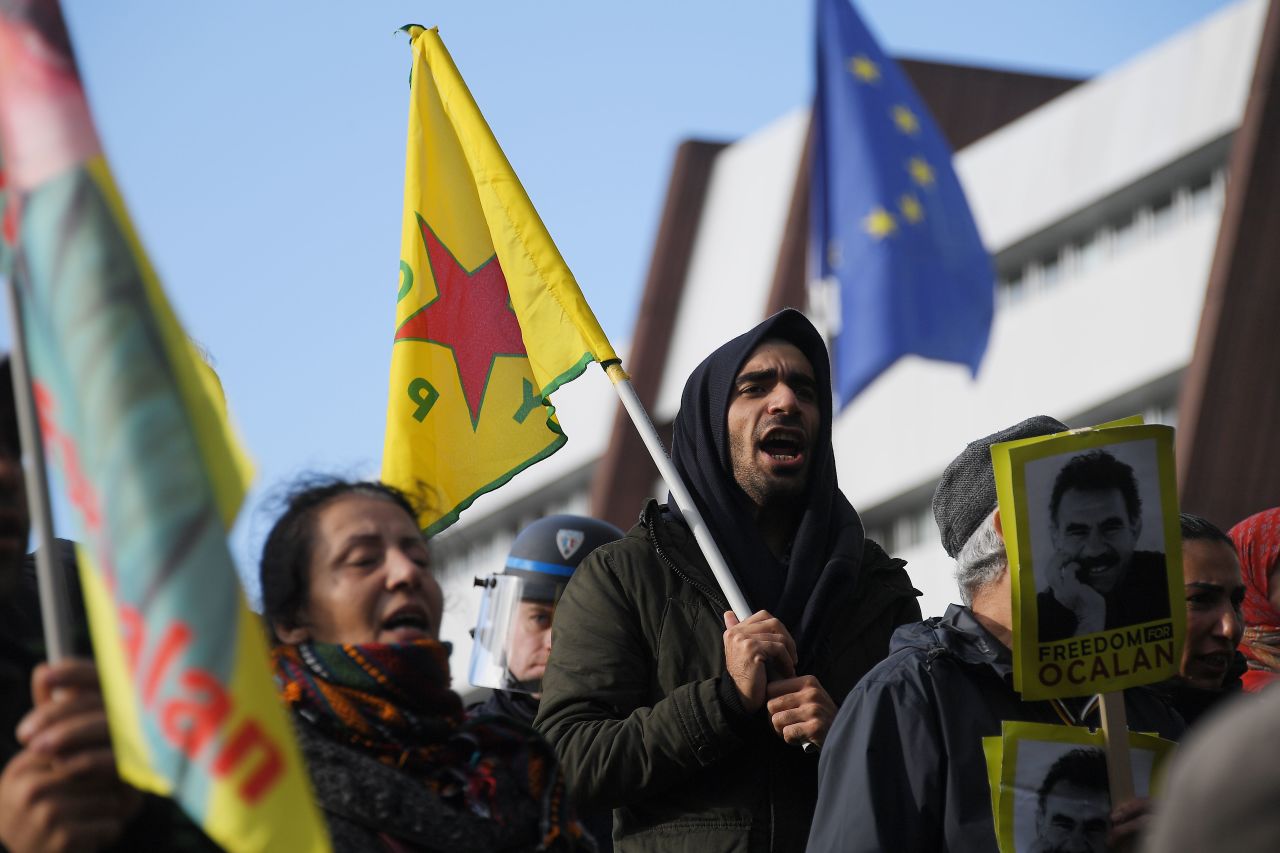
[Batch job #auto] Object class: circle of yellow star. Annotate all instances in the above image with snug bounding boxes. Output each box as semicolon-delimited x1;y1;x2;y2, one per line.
899;194;924;224
847;54;880;84
908;156;936;187
863;207;898;239
892;105;920;136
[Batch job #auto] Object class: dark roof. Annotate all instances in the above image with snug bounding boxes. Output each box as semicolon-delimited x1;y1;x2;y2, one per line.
899;58;1084;151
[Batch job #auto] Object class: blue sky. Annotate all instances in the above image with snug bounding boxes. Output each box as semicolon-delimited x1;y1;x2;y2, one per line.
14;0;1238;584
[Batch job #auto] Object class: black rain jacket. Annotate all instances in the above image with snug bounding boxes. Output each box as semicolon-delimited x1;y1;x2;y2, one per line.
807;605;1185;853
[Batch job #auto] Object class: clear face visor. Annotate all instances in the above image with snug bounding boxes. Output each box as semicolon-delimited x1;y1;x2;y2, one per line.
468;573;567;694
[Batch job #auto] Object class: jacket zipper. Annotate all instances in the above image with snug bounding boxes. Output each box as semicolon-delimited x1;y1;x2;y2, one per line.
646;509;730;612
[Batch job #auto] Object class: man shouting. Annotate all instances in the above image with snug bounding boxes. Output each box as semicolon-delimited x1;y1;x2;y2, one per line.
536;309;920;852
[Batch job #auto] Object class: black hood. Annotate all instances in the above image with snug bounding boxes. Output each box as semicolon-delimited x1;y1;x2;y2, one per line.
668;308;863;657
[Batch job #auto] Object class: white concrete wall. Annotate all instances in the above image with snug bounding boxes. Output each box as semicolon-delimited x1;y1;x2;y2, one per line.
898;538;960;620
957;0;1263;252
654;109;810;421
834;209;1221;512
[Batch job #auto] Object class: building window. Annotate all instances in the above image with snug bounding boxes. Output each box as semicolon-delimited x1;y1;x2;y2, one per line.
1143;401;1178;429
1077;228;1109;275
871;505;940;553
1040;253;1061;289
1150;191;1178;235
994;164;1224;306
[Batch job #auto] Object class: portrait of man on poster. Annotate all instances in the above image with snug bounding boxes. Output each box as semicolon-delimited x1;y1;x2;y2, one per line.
1033;447;1171;643
1027;748;1110;853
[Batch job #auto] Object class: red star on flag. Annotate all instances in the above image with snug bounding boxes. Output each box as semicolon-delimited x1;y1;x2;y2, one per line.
395;220;528;426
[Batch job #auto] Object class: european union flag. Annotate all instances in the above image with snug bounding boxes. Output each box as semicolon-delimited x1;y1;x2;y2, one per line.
812;0;994;406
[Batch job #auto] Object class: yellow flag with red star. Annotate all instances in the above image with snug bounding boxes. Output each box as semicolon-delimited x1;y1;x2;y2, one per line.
383;26;619;535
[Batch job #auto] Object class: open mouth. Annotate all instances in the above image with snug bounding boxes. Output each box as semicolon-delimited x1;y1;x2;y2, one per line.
758;429;806;466
380;605;433;643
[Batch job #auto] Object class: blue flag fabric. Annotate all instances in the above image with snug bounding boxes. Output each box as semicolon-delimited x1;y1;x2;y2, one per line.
812;0;994;405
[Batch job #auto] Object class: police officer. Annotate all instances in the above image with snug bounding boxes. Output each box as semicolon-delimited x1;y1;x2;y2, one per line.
468;514;624;723
468;514;624;850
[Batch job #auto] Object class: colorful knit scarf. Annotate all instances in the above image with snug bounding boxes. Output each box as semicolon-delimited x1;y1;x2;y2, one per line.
273;639;582;849
1230;508;1280;677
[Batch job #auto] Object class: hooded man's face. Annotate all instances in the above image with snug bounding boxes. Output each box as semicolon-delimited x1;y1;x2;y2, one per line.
726;340;820;510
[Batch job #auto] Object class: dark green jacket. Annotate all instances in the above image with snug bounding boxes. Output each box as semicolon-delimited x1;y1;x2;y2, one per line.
535;501;921;853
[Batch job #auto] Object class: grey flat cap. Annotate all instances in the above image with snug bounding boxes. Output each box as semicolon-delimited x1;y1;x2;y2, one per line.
932;415;1068;558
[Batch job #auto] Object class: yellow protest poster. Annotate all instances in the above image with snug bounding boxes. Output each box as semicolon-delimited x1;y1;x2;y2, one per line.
992;423;1184;700
983;735;1003;836
985;721;1174;853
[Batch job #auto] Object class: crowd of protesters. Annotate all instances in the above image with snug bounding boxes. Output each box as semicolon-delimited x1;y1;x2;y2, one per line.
0;311;1278;852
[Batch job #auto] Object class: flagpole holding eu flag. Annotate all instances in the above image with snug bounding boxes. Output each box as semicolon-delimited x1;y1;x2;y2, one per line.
812;0;994;406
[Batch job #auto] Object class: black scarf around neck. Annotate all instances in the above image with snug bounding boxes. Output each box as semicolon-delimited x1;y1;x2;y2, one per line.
668;308;865;659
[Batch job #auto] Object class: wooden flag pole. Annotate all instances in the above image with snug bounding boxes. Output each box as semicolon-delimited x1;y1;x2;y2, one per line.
604;362;820;754
1098;690;1136;806
3;274;74;662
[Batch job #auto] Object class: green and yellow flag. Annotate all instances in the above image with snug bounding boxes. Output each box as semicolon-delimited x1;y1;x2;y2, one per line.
383;26;618;535
0;3;328;851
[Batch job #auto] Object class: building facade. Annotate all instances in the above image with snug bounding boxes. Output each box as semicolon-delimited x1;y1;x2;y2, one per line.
433;0;1268;687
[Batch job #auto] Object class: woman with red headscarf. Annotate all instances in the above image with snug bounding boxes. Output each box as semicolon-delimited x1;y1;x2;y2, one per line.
1229;507;1280;692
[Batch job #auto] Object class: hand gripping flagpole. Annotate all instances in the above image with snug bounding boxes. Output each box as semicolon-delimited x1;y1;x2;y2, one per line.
3;272;74;662
604;362;820;754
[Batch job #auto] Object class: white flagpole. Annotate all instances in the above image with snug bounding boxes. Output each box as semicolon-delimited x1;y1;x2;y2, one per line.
4;272;74;662
604;362;752;619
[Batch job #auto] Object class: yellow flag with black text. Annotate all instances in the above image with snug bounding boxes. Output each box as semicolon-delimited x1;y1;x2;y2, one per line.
382;26;618;535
